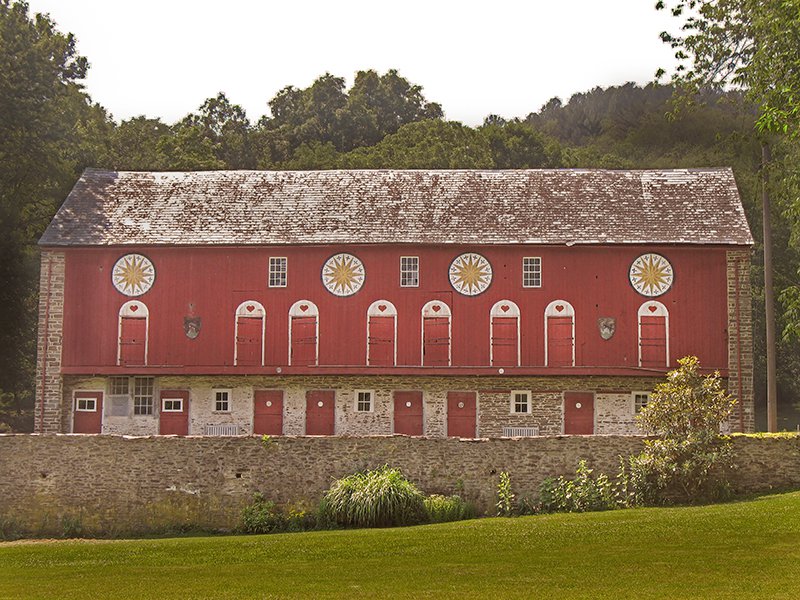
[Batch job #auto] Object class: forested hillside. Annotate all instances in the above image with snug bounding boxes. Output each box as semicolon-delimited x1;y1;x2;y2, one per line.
1;0;796;430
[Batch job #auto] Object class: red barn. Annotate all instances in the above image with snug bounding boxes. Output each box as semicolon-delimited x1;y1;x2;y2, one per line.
35;168;754;436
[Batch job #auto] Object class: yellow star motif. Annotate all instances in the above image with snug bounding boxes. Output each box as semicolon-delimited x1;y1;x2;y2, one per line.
322;253;365;296
450;253;492;295
631;254;673;296
113;254;154;296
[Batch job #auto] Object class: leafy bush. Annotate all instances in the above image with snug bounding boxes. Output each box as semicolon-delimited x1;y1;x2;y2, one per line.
320;466;426;528
496;471;515;516
424;494;473;523
622;356;737;506
539;460;617;513
240;494;316;534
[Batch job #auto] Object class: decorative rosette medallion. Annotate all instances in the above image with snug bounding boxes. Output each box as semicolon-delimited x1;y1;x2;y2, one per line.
449;252;493;296
321;253;365;296
629;253;674;297
112;253;155;296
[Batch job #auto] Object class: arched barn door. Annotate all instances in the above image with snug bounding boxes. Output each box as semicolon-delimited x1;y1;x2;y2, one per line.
638;301;669;368
490;300;520;367
422;300;451;366
234;301;265;366
367;300;397;366
118;301;148;366
289;300;318;366
545;300;575;367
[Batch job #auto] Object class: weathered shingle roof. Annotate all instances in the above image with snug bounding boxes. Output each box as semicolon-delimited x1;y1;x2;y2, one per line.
40;168;753;247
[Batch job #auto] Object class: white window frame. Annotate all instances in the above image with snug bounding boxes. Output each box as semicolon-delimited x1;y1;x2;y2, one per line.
161;397;184;413
522;257;542;288
214;389;232;413
400;256;420;288
75;396;97;412
109;376;129;396
132;376;155;416
510;390;532;414
355;390;374;413
632;392;651;414
269;257;288;288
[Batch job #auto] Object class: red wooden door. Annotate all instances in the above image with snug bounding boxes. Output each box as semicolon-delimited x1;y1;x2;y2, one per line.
292;317;317;366
254;390;284;435
236;316;263;366
368;316;394;366
159;390;189;435
640;315;667;367
423;317;450;366
119;317;146;365
393;391;423;436
447;392;476;438
547;316;574;366
491;317;518;366
306;390;335;435
73;391;103;433
564;392;594;434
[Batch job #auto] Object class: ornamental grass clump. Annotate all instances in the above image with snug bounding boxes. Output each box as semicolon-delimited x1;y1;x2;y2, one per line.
320;466;426;528
424;494;474;523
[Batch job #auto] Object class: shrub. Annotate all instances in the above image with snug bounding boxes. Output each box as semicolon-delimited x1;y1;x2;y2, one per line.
496;471;515;516
320;466;426;528
240;494;317;534
424;494;473;523
539;460;617;513
623;356;737;506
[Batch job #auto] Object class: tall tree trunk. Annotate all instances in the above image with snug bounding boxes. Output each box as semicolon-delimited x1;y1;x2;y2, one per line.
762;141;778;432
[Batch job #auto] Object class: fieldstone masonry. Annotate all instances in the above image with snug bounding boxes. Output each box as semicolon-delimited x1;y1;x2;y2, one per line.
727;249;755;432
34;251;65;434
0;434;796;535
61;374;674;436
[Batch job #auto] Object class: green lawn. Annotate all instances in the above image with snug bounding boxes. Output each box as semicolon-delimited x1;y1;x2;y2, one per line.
2;492;800;599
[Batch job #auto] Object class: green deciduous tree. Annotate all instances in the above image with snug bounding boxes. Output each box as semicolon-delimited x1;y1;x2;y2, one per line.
0;0;105;429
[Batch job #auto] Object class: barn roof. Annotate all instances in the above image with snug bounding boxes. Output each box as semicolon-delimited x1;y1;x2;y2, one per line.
40;168;753;247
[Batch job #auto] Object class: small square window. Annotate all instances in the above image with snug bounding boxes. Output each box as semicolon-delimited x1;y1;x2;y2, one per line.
511;391;531;414
75;397;97;412
133;377;154;415
523;257;542;288
214;390;231;412
400;256;419;287
110;376;129;396
162;398;183;412
269;257;287;287
633;392;650;414
356;390;373;412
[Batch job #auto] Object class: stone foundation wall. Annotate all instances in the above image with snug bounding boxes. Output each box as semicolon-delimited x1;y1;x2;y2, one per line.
727;249;755;432
1;434;797;535
62;374;666;437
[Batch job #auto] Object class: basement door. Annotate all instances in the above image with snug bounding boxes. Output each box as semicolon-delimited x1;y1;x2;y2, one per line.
159;390;189;435
73;391;103;433
306;390;335;435
393;391;423;436
254;390;284;435
563;391;594;435
447;392;477;438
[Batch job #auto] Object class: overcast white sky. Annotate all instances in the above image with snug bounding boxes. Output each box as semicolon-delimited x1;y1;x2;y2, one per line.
26;0;679;126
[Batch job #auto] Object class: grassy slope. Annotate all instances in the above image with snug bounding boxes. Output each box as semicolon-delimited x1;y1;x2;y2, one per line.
2;492;800;599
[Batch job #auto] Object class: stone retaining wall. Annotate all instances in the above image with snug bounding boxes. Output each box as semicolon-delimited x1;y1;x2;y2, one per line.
1;434;797;535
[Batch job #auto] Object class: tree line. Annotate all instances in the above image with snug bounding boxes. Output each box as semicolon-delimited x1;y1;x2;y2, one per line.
1;0;797;430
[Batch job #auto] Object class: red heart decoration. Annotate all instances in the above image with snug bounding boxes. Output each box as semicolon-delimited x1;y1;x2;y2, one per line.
130;305;139;312
246;305;255;312
648;305;657;313
501;304;510;312
555;304;564;312
300;304;309;312
431;304;441;313
378;304;387;312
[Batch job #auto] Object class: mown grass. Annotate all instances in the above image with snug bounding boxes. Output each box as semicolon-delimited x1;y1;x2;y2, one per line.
2;492;800;599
